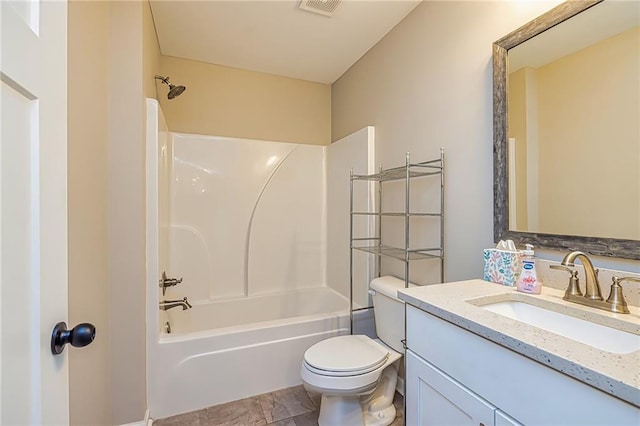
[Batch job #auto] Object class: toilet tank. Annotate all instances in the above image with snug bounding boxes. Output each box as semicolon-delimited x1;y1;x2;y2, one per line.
370;276;407;353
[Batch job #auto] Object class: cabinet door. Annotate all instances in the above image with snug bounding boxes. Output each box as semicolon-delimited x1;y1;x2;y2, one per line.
406;350;495;426
495;410;523;426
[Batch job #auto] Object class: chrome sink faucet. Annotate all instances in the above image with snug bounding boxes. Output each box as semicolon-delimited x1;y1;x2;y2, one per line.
551;251;636;314
159;297;192;311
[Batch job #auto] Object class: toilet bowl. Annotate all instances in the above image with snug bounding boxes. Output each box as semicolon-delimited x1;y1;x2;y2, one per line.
300;276;406;426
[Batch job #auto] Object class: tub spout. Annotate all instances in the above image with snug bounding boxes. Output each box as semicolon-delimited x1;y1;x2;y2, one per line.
159;297;192;311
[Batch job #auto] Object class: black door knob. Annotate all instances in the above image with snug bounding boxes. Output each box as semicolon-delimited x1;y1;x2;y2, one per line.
51;322;96;355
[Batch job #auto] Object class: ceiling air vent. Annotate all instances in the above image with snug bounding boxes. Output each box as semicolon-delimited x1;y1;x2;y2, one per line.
299;0;342;17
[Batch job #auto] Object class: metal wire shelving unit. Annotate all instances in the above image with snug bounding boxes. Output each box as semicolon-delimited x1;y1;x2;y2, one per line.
348;149;444;426
348;149;445;332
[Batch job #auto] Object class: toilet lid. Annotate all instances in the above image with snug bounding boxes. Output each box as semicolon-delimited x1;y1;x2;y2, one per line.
303;335;389;375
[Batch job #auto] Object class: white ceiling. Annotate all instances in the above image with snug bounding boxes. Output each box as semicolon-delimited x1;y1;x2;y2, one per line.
149;0;421;84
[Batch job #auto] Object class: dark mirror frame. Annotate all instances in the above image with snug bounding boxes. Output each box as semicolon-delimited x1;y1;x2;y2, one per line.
493;0;639;260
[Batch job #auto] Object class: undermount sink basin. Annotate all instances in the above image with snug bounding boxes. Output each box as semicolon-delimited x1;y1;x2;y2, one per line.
478;299;640;354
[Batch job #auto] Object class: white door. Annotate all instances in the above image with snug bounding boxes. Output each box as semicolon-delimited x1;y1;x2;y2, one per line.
1;0;69;424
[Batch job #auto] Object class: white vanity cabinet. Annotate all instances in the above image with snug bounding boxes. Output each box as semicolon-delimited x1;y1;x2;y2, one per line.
405;304;640;426
406;350;521;426
494;411;521;426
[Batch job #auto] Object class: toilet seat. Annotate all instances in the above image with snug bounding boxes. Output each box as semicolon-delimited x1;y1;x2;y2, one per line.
303;335;389;377
300;336;402;396
303;360;387;377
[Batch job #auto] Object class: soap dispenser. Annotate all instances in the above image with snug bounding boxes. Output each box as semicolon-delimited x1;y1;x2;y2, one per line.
516;244;542;294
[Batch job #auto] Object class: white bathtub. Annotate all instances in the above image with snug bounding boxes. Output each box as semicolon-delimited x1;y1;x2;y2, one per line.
145;101;365;420
147;286;349;419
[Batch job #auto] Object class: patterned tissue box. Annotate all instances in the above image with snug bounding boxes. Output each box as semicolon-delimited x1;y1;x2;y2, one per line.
483;249;522;286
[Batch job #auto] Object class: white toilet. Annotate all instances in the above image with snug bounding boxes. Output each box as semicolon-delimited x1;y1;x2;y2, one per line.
300;276;406;426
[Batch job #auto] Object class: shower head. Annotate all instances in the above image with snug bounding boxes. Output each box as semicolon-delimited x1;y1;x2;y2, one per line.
155;75;186;99
167;83;186;99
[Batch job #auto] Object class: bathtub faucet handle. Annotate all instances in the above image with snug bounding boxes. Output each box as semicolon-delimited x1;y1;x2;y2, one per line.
159;271;184;295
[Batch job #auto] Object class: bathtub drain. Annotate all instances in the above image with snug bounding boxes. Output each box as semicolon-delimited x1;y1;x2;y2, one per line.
165;321;172;334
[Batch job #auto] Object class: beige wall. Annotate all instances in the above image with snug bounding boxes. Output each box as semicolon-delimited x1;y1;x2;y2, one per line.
332;1;570;280
536;27;639;240
144;0;161;100
158;56;331;145
69;1;159;423
68;1;111;424
108;1;149;423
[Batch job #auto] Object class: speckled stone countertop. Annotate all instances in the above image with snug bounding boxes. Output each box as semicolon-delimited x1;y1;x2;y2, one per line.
398;280;640;407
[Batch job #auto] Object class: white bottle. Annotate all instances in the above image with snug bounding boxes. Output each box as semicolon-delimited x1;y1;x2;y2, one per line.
516;244;542;294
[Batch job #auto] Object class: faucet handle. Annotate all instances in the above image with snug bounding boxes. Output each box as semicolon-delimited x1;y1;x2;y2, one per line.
550;265;582;297
159;271;184;296
605;276;637;314
612;276;640;285
550;264;573;274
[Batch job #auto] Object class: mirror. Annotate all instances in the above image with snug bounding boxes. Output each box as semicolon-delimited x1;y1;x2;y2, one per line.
493;0;639;260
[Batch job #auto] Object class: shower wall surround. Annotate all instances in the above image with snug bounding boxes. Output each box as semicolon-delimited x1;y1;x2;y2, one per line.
147;100;378;415
166;134;325;302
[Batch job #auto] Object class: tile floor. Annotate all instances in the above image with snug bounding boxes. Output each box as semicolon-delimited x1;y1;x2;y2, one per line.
153;385;404;426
